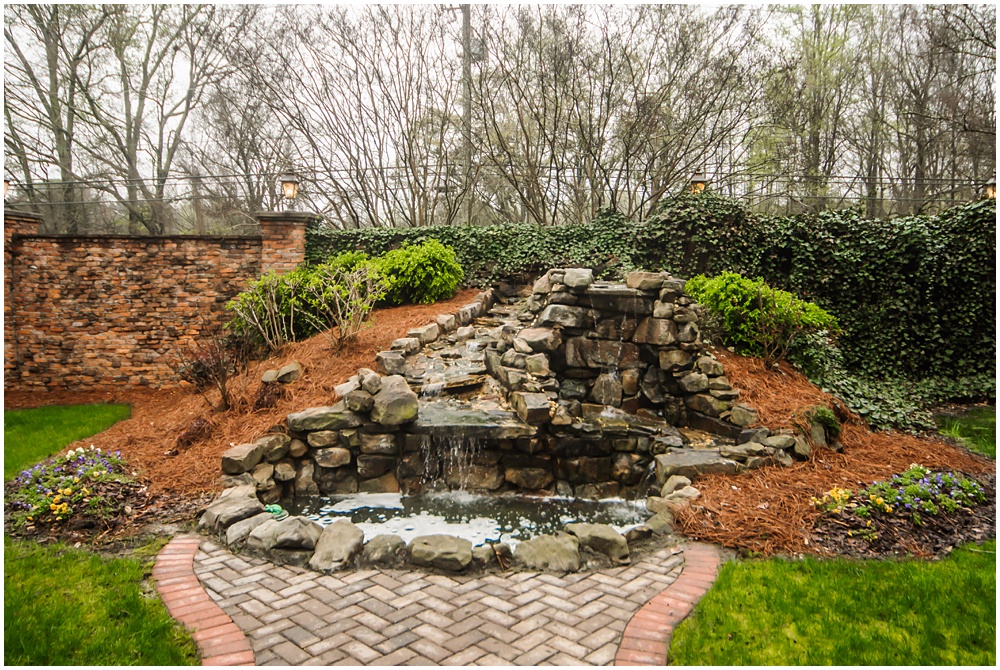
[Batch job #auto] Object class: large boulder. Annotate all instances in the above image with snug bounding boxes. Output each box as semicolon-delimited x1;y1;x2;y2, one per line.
407;323;440;345
363;534;408;567
371;376;419;426
625;272;665;291
685;393;731;417
728;404;758;427
535;304;599;329
654;450;743;484
514;532;580;572
343;390;375;414
565;523;630;565
272;516;323;550
504;467;554;490
225;512;274;547
221;442;267;475
256;434;291;463
276;361;303;383
313;447;352;468
409;535;473;571
376;350;407;375
287;403;362;432
308;520;365;572
633;318;677;345
199;496;265;532
677;372;709;394
563;268;594;289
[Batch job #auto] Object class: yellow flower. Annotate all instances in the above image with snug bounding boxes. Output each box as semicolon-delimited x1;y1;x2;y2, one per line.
53;495;62;504
50;503;58;511
73;477;80;483
82;488;90;496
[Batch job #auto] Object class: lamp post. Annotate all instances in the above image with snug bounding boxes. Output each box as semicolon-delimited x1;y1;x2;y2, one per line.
984;176;995;200
279;172;300;211
689;171;708;194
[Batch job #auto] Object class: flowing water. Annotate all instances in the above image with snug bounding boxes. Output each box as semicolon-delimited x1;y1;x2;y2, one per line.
285;492;650;547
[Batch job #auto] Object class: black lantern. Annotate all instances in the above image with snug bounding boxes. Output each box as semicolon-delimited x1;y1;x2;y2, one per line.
984;176;996;200
279;172;300;201
690;171;708;194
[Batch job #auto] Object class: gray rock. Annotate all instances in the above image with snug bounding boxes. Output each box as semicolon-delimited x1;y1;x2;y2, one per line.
685;393;731;417
525;353;550;377
645;510;675;535
625;272;665;291
313;447;352;468
219;483;257;499
454;326;476;342
676;322;700;343
709;375;733;391
533;273;553;295
359;433;396;455
646;496;671;514
738;427;769;444
654;450;743;484
512;337;534;354
376;351;407;375
307;430;339;447
256;434;291;463
511;392;551;425
809;421;827;448
343;390;375;413
221;442;266;475
652;301;674;319
334;376;360;398
363;534;408;567
696;356;725;377
624;526;654;544
308;520;365;572
435;314;457;333
565;523;629;565
408;323;440;345
225;512;273;547
535;304;599;329
517;327;563;353
409;535;473;571
591;372;623;406
621;369;640;396
261;369;279;384
514;532;581;572
271;516;323;550
764;434;796;450
371;375;419;426
774;449;795;467
357;455;395;479
199;496;266;532
659;349;693;371
794;435;812;460
729;404;758;427
295;460;319;495
472;544;497;568
665;485;701;505
633;318;677;345
276;361;303;383
559;379;589;401
563;268;594;289
504;467;554;490
501;348;527;369
289;438;308;458
677;372;709;394
273;461;296;481
244;518;281;552
287;403;362;432
358;472;399;494
391;337;422;354
661;474;692;497
358;368;382;395
251;462;274;486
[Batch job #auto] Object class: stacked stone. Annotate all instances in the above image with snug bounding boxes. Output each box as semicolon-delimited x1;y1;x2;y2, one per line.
519;268;757;432
219;369;419;501
375;289;496;375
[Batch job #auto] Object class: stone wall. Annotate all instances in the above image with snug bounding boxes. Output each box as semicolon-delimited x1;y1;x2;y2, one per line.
3;209;316;390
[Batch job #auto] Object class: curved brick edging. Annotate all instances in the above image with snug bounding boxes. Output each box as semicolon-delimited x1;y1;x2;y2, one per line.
154;535;255;666
615;542;721;666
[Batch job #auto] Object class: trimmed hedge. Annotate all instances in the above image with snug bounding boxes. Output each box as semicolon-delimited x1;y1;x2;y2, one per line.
307;196;996;394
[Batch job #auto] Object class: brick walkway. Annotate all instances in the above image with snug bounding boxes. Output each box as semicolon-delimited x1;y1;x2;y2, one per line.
180;537;720;666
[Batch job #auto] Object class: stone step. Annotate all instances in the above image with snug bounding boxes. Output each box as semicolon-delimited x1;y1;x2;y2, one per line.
409;400;538;439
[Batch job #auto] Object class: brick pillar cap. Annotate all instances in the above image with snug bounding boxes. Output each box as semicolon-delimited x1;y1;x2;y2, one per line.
255;211;322;224
4;210;44;223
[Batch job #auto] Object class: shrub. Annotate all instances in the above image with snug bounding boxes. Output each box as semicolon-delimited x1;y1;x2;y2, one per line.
373;239;464;305
847;465;986;527
175;331;256;411
299;263;386;349
226;270;312;349
686;271;839;364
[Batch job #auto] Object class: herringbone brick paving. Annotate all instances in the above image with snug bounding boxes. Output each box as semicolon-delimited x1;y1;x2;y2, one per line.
192;540;692;666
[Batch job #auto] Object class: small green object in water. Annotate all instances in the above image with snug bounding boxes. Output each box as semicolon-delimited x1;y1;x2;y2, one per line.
264;504;287;520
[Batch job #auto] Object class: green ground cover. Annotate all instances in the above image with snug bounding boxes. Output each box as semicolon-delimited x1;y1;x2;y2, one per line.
4;403;131;480
937;405;996;459
4;537;199;665
670;539;996;665
4;403;198;666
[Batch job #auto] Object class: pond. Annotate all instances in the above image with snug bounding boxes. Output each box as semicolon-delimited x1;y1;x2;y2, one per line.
284;491;650;547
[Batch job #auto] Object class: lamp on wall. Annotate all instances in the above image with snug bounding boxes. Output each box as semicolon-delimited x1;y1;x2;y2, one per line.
3;179;9;199
984;176;996;200
689;171;708;194
279;172;300;207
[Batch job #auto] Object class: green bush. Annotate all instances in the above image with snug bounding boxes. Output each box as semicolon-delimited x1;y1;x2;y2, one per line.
686;272;839;363
806;405;841;440
373;239;464;305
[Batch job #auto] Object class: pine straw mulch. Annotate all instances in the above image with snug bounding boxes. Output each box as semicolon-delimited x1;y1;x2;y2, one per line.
674;349;995;558
4;289;480;502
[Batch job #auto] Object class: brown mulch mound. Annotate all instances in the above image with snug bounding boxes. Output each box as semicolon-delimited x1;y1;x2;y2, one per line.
4;290;480;497
675;349;995;557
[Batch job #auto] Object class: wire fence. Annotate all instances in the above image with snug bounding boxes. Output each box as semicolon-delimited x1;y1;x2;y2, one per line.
4;167;992;235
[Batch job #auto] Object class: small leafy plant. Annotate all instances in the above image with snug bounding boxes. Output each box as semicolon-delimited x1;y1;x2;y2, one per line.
5;446;138;533
806;405;841;440
857;464;987;526
810;487;853;513
686;272;839;364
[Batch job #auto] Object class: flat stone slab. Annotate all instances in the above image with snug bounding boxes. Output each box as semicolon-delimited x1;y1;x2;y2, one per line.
654;449;744;484
409;401;537;439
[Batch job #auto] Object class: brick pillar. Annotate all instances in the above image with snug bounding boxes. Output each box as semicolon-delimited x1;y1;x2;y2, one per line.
4;209;43;389
256;211;319;275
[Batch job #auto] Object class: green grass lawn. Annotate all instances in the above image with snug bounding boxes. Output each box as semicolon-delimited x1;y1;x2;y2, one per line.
937;405;996;459
4;403;131;480
4;402;198;665
4;537;199;665
669;539;996;665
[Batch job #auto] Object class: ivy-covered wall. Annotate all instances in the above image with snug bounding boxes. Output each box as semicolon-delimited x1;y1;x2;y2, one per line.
306;197;996;388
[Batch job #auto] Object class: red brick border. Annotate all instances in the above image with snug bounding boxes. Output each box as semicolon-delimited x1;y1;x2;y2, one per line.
615;542;721;666
154;535;255;666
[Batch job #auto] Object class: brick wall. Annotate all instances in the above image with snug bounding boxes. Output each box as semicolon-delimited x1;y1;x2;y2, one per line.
4;210;318;390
